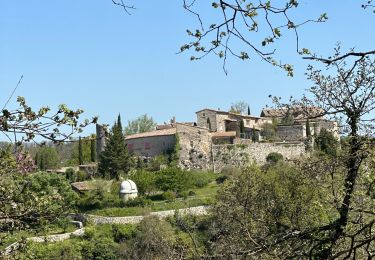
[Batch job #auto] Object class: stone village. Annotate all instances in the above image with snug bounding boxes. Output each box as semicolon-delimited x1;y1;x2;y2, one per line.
96;106;338;173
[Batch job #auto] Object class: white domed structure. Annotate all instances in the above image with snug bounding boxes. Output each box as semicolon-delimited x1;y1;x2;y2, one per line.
119;180;138;202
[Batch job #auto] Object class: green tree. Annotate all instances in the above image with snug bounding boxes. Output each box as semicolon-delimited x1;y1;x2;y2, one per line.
0;170;77;232
68;137;92;166
247;105;251;115
315;129;338;156
207;163;330;258
124;114;156;135
98;114;131;179
91;137;96;162
37;146;59;170
78;136;83;165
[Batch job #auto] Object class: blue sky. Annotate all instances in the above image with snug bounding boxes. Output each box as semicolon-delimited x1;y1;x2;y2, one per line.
1;1;374;137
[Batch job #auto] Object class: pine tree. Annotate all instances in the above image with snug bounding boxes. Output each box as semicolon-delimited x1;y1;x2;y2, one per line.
78;136;83;165
98;116;131;179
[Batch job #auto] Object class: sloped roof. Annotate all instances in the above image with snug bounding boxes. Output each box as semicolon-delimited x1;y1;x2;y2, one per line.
260;106;325;120
125;128;177;140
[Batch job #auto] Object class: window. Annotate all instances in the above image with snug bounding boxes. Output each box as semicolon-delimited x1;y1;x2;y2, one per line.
246;119;250;125
202;113;206;118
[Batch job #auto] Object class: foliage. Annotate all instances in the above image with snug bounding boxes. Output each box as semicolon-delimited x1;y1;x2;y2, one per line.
124;114;157;135
90;138;96;162
229;101;249;115
207;163;331;258
98;115;132;179
68;136;94;166
0;146;17;175
146;154;169;171
119;216;191;260
0;171;78;232
130;169;156;195
35;146;59;170
124;196;152;207
0;96;97;144
315;128;338;156
77;181;122;211
266;152;284;165
78;136;83;165
260;122;276;141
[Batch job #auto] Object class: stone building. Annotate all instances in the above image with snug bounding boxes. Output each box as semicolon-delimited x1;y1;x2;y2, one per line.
196;108;270;141
125;128;177;157
95;105;339;172
261;107;339;141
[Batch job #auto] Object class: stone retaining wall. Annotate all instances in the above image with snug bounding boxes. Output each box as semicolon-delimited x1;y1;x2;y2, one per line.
213;142;306;172
1;222;85;257
85;206;209;225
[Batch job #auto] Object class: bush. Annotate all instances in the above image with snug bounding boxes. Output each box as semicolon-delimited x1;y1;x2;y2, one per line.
76;170;88;182
266;152;284;165
112;224;137;243
65;168;76;182
315;129;338;156
216;175;228;184
124;197;152;207
155;167;190;192
131;170;156;195
162;191;176;202
188;190;196;196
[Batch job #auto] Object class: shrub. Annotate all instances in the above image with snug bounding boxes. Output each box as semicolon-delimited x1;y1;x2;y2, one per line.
266;152;284;165
76;170;88;182
124;197;152;207
131;170;156;195
112;224;137;243
216;175;228;184
188;190;196;196
65;168;76;182
162;191;176;201
315;129;338;156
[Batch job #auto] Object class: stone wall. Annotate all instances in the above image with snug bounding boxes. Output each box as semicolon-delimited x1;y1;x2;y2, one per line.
212;142;306;172
126;135;176;157
1;222;84;257
277;125;306;141
85;206;209;225
196;110;218;131
177;124;213;170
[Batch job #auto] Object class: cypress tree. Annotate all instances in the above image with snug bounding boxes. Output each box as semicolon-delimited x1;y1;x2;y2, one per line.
117;114;123;132
90;138;96;163
98;117;131;179
35;152;39;168
40;155;45;171
247;106;251;115
78;136;83;165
